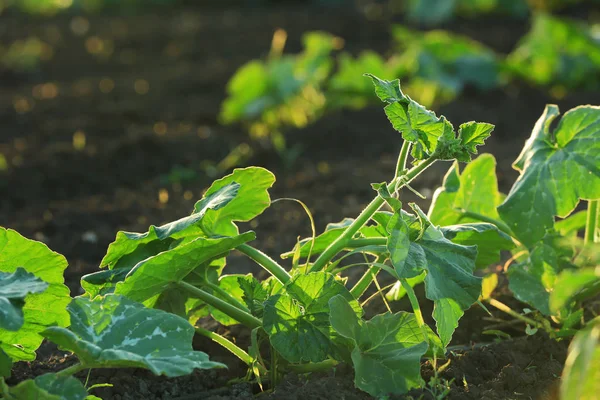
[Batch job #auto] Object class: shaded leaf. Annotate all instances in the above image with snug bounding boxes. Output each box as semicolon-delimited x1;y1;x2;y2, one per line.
561;317;600;400
0;268;48;331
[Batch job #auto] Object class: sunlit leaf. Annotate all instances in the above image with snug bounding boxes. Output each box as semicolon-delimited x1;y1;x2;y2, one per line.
0;268;48;331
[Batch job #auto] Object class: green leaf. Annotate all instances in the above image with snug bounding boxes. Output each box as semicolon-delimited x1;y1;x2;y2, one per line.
555;210;588;236
440;223;515;268
550;268;599;313
0;348;11;378
561;317;600;400
385;273;426;301
428;154;503;227
0;228;70;361
329;295;428;396
0;268;48;331
365;74;405;104
386;209;481;346
238;275;272;318
480;273;498;301
508;244;558;316
43;295;225;376
281;218;353;259
263;272;359;363
457;122;494;161
115;232;255;303
196;167;275;236
498;105;600;247
208;274;247;326
6;374;86;400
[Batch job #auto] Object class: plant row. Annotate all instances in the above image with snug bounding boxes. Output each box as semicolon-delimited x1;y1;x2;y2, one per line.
1;75;599;399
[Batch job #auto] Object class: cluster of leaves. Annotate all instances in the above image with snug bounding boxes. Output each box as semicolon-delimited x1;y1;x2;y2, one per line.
2;75;599;398
221;14;600;157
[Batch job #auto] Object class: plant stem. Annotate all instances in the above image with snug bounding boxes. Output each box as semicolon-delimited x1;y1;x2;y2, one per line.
585;200;599;244
176;281;262;329
195;327;257;368
346;238;387;248
395;140;411;177
310;157;436;272
350;255;386;298
456;209;514;237
206;282;250;313
400;278;429;342
284;359;338;373
55;363;88;378
486;298;546;331
237;244;291;284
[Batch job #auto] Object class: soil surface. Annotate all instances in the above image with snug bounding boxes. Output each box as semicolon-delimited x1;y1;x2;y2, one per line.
1;1;596;399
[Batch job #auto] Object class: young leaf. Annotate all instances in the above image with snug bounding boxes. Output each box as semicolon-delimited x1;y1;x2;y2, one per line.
43;295;225;376
456;122;494;161
364;74;405;104
0;228;70;361
0;268;48;331
114;232;255;303
508;244;558;316
440;223;515;268
6;374;87;400
561;317;600;400
263;272;360;363
428;154;503;227
329;295;428;396
498;105;600;248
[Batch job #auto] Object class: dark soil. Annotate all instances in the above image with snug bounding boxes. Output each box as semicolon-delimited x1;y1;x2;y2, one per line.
0;1;595;399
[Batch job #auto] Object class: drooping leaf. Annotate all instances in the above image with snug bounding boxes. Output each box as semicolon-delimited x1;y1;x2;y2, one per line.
554;210;588;236
440;223;515;268
0;268;48;331
43;295;225;376
479;273;498;301
329;295;428;396
498;105;600;247
114;233;255;303
386;209;481;346
561;317;600;400
428;154;503;227
508;244;559;316
0;228;70;361
263;272;360;363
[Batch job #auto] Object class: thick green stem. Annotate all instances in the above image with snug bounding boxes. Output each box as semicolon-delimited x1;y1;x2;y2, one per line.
350;255;386;298
195;327;256;367
346;238;387;248
486;298;546;331
285;359;338;373
456;209;514;237
237;244;291;284
55;363;88;378
310;157;436;272
400;278;428;342
206;282;250;313
177;281;262;329
395;141;411;177
585;200;599;244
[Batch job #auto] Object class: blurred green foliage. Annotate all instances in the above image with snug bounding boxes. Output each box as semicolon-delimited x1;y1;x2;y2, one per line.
507;13;600;89
0;0;175;15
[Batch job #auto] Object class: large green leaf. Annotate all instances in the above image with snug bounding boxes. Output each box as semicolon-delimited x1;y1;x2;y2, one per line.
114;232;255;303
43;295;224;376
0;268;48;331
428;154;503;227
196;167;275;236
4;374;87;400
561;317;600;400
498;105;600;247
386;208;481;346
329;295;428;396
508;244;558;316
0;228;70;361
440;223;515;268
263;272;359;363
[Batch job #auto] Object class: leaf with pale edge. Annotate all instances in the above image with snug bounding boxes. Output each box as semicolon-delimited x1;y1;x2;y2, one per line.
0;228;70;361
498;105;600;248
263;272;360;363
561;317;600;400
43;295;224;376
3;374;87;400
386;207;481;346
0;268;48;331
329;295;428;396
